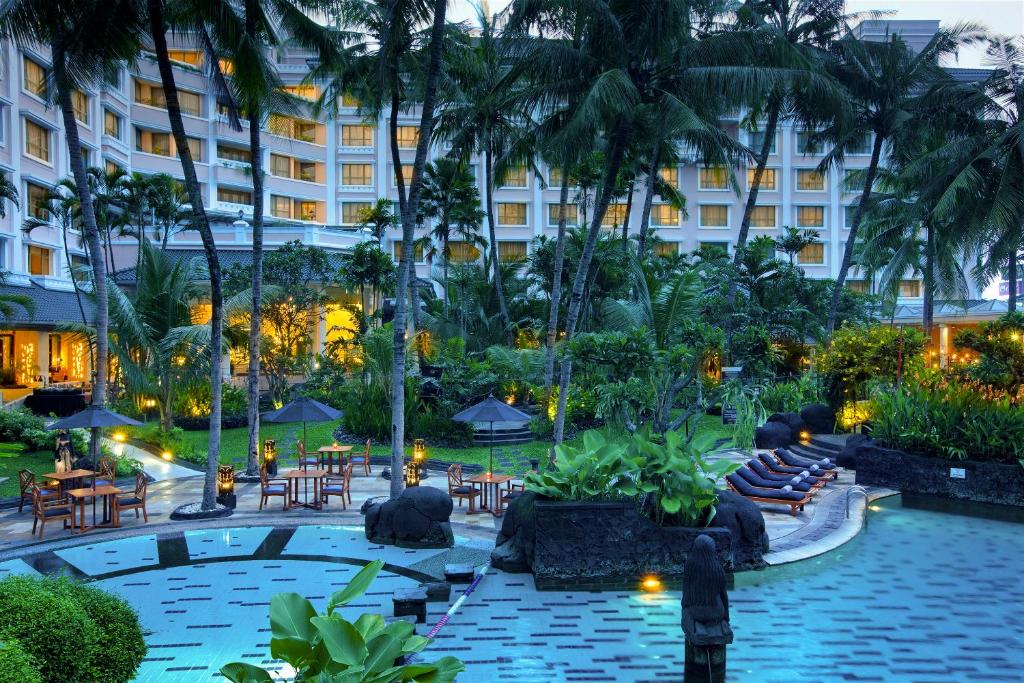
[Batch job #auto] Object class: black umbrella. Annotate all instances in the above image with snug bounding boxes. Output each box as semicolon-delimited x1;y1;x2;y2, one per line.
47;406;143;430
452;395;531;474
262;396;342;456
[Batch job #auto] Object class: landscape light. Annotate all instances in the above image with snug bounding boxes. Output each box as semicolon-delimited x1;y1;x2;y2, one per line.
161;451;173;461
641;575;663;593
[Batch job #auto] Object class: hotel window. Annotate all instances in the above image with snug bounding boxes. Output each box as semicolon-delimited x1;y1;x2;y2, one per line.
26;182;48;220
271;195;292;218
747;167;777;191
177;90;202;117
548;167;565;186
659;166;679;187
699;242;729;257
270;154;292;178
748;129;777;154
797;242;824;265
218;59;234;75
601;203;628;227
217;144;250;163
78;147;92;168
341;93;360;107
547;203;578;226
846;280;869;293
282;85;320;101
393;241;425;263
23;57;47;97
497;202;527;226
24;120;50;162
750;205;777;228
699;204;729;228
396;125;419;149
105;69;122;90
186;137;203;162
843;169;862;192
848;133;871;155
392;164;414;187
104;160;121;175
899;280;921;298
298;161;318;183
167;50;203;67
342;163;373;186
342;124;374;147
294;121;317;143
796;169;826;191
650;204;679;226
448;241;480;263
72;90;89;125
698;166;729;190
297;201;318;221
655;241;680;257
500;166;527;188
843;204;858;228
134;80;166;109
217;187;252;205
27;245;51;276
342;202;371;225
498;241;528;263
796;130;823;155
104;110;121;138
135;128;171;156
796;205;825;228
70;255;90;282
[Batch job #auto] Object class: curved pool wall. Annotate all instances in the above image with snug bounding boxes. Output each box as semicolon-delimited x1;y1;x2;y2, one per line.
1;497;1022;682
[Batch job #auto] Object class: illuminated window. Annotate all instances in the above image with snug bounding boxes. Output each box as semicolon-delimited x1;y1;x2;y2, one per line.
448;241;480;263
655;241;680;256
267;115;321;143
217;187;252;205
23;57;46;97
547;203;578;226
699;204;729;227
28;245;51;276
698;166;729;190
602;203;627;227
24;120;50;162
26;182;48;220
218;59;234;75
899;280;921;297
796;205;825;228
217;144;250;163
71;90;89;125
341;93;360;107
797;242;824;265
342;124;374;147
178;91;201;117
282;84;320;101
650;204;679;226
298;201;318;221
270;154;291;178
270;195;292;218
747;167;777;191
342;163;373;186
847;280;869;293
135;128;170;157
699;242;729;257
104;160;121;175
133;80;166;109
750;205;777;228
298;161;318;183
796;130;823;155
500;166;527;188
394;241;425;263
796;169;826;191
342;202;371;225
104;110;121;138
848;133;871;155
548;167;565;186
396;125;419;149
748;129;777;154
498;241;528;263
497;203;527;226
392;164;414;187
659;166;679;187
166;50;203;67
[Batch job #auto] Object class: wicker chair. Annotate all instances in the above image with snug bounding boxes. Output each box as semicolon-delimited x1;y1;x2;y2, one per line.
115;472;149;523
259;463;289;510
322;462;353;508
18;470;55;513
31;486;72;538
350;439;371;476
447;464;481;513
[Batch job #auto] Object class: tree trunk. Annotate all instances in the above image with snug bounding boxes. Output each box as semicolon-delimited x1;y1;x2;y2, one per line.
442;236;449;317
483;140;512;343
149;0;224;510
543;173;571;410
389;89;408;218
923;222;934;339
621;181;634;251
390;0;448;499
245;103;264;477
53;48;108;463
553;123;631;445
1008;251;1018;313
636;138;662;255
827;132;884;338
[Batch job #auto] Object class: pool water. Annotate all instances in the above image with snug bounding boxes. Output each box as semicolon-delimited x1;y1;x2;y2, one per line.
2;497;1022;682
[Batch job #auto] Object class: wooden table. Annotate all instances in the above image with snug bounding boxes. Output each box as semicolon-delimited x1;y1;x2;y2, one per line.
318;445;353;474
283;469;326;510
66;485;123;533
467;473;515;518
42;469;94;496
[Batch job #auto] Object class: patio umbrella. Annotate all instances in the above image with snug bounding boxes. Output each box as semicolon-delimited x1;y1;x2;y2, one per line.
262;396;342;455
47;406;143;430
452;395;531;474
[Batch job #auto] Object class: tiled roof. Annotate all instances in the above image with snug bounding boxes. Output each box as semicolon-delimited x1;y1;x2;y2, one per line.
890;299;1009;323
0;280;95;327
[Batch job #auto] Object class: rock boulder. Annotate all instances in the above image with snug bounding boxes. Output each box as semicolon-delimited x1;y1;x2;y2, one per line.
490;491;537;572
800;404;836;434
709;490;769;570
365;486;454;549
754;421;793;449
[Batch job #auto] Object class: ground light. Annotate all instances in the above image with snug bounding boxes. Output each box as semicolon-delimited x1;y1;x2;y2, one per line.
112;432;126;442
263;439;277;476
161;451;173;461
799;430;811;443
640;575;664;593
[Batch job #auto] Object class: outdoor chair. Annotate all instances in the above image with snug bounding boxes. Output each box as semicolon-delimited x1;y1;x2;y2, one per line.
725;473;812;517
115;472;149;523
93;456;116;487
447;464;481;513
758;453;836;481
31;485;73;538
747;459;825;488
322;462;353;508
297;439;322;471
350;439;371;476
775;448;837;474
18;469;55;513
736;465;817;493
259;464;289;510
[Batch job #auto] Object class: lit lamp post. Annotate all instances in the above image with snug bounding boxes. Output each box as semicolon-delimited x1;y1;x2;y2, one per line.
404;456;421;487
217;465;236;508
264;439;277;476
413;438;429;480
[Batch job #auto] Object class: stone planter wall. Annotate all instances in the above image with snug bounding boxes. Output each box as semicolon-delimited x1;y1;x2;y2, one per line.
532;499;733;590
855;444;1024;507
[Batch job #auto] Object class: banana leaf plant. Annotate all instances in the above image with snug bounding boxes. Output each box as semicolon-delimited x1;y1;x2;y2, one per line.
523;430;634;500
220;560;465;682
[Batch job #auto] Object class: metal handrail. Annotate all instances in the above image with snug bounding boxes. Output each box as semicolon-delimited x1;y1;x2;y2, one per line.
846;485;869;520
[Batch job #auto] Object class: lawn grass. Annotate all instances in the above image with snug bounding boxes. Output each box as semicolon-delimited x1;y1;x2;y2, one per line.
0;443;52;498
168;413;736;473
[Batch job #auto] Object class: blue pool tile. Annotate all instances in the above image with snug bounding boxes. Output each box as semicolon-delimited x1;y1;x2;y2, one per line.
0;558;39;577
56;534;159;576
184;526;273;560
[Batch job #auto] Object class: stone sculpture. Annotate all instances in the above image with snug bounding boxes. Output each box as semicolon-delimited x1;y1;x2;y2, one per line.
681;534;733;682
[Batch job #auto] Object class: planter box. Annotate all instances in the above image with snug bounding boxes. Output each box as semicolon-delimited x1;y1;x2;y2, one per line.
532;499;733;591
855;444;1024;507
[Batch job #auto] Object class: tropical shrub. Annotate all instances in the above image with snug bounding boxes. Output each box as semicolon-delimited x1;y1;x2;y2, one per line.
0;575;146;683
524;430;633;501
729;323;782;380
173;383;248;429
0;640;40;683
220;560;463;683
759;373;824;414
127;423;198;464
0;408;83;452
303;355;348;409
870;383;1024;463
816;324;925;405
721;382;766;451
954;312;1024;393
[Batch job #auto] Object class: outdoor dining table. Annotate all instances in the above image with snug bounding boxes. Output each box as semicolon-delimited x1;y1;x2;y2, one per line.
42;469;94;497
467;473;515;518
284;468;326;511
66;485;123;533
317;445;353;475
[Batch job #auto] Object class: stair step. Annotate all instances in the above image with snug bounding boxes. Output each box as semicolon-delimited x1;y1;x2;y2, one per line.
790;443;836;460
809;437;844;453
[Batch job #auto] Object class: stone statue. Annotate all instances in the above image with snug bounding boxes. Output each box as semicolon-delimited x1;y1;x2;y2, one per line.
681;534;732;682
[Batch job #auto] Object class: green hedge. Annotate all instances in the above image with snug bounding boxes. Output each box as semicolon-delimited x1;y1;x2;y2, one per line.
0;639;41;683
0;575;146;683
0;409;87;454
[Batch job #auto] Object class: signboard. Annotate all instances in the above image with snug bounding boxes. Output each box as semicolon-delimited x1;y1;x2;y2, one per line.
950;467;966;479
722;404;737;425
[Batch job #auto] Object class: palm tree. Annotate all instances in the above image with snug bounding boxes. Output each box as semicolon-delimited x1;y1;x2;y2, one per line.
0;271;33;321
0;0;145;462
0;174;18;219
38;182;92;332
774;225;820;264
822;24;980;335
357;198;397;247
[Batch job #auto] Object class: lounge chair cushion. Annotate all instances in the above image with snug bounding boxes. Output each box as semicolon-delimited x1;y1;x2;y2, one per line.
737;466;813;492
451;486;474;495
264;485;286;493
119;497;144;506
94;479;113;487
776;448;836;470
323;485;344;493
727;474;806;501
747;459;820;485
43;507;71;517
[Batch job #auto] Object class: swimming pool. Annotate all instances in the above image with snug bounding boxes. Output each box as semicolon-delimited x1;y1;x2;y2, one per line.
2;497;1022;682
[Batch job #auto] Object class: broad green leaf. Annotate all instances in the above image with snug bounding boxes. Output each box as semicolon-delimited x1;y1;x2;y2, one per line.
269;636;316;671
329;559;384;612
362;631;406;675
661;496;682;514
401;656;468;682
399;634;430;655
354;613;387;641
311;614;368;666
219;662;273;683
270;592;317;641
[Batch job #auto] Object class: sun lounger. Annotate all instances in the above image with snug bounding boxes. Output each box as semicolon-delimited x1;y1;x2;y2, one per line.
736;465;816;492
725;474;813;517
775;448;837;471
757;453;836;481
747;459;825;488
